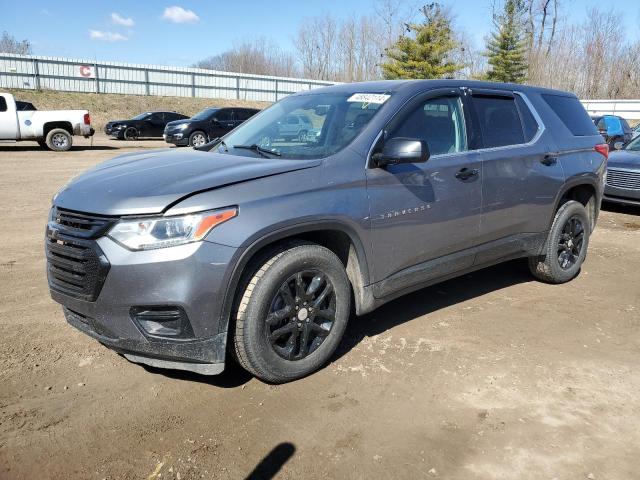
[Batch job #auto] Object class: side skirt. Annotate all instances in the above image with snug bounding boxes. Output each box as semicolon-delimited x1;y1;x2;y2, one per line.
355;232;547;315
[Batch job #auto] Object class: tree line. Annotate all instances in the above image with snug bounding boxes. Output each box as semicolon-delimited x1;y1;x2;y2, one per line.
196;0;639;99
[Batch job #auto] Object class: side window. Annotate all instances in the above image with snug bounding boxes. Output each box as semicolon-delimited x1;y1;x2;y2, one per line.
215;110;232;122
514;95;540;142
235;109;253;121
151;113;163;123
473;95;524;148
0;96;7;112
388;96;467;156
541;94;598;136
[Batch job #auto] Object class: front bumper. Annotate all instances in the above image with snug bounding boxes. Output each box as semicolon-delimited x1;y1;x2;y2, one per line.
48;232;238;374
164;132;189;146
604;183;640;206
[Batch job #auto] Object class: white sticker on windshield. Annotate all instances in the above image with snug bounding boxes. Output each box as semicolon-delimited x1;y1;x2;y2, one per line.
347;93;391;104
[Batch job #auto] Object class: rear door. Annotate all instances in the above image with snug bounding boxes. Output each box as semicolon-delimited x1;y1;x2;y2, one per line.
212;109;233;137
146;112;165;137
366;88;483;286
468;89;564;253
0;95;19;140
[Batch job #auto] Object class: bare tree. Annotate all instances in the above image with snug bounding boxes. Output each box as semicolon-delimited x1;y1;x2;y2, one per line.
196;38;299;77
0;31;32;55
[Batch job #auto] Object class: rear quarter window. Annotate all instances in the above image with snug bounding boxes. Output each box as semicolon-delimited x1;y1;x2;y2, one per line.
542;94;598;136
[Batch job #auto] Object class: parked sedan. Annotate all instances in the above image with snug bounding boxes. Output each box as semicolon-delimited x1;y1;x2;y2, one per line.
164;107;259;147
604;134;640;206
591;114;633;149
105;111;189;140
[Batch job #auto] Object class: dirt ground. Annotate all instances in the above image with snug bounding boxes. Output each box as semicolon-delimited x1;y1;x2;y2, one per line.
0;135;639;480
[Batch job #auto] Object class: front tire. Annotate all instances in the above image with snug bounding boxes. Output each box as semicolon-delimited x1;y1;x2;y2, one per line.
123;127;138;141
233;243;351;383
528;200;590;284
189;131;208;147
45;128;72;151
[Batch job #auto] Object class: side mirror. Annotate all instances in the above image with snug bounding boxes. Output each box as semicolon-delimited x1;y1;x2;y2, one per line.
372;138;430;167
613;141;624;150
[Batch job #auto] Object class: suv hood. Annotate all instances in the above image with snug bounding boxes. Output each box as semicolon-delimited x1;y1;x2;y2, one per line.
165;119;191;128
608;150;640;169
54;149;321;216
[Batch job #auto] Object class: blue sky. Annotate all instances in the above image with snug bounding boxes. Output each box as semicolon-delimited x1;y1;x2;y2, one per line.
2;0;639;67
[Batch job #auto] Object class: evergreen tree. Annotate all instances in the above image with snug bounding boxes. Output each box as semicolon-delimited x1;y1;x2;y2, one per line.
382;3;462;80
484;0;528;83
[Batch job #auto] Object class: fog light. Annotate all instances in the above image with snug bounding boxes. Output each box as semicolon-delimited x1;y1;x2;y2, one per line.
175;133;183;139
130;306;194;339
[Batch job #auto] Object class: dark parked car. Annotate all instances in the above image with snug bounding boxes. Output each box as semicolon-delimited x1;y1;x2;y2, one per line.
603;134;640;206
164;107;260;147
46;80;607;383
591;114;633;149
105;111;189;140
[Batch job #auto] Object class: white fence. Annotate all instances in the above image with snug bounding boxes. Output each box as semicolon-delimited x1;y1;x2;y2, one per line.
0;53;336;102
581;99;640;121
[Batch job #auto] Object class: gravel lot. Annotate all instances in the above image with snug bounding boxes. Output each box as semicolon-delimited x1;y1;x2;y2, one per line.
1;135;639;480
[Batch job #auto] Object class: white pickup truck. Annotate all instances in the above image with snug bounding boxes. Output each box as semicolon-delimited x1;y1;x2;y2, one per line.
0;93;94;151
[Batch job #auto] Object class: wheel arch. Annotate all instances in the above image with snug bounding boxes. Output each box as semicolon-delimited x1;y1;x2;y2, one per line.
551;178;599;231
218;221;372;337
43;121;73;138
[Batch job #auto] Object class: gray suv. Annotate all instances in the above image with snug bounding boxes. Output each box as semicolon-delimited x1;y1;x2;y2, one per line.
46;80;608;383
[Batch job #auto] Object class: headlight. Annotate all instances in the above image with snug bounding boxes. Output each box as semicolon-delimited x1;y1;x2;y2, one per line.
108;208;237;251
177;123;189;130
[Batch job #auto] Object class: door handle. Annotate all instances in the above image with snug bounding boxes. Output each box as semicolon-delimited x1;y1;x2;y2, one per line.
541;154;558;166
455;167;479;181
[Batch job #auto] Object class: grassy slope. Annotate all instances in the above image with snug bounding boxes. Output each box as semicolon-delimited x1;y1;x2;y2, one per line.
7;89;271;130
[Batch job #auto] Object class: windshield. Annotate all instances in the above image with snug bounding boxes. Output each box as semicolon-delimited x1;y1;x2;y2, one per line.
218;92;389;159
192;108;218;121
132;112;151;120
625;135;640;151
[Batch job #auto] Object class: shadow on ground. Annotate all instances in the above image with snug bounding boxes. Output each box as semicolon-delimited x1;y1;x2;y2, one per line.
333;259;533;361
244;442;296;480
601;200;640;216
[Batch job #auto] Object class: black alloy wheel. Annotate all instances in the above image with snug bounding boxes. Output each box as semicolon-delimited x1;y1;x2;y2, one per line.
266;270;335;361
558;215;585;270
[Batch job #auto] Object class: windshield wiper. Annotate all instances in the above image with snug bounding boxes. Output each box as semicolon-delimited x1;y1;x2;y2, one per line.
233;144;281;158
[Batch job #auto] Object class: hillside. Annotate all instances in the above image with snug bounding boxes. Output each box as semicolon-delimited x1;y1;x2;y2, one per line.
7;89;271;130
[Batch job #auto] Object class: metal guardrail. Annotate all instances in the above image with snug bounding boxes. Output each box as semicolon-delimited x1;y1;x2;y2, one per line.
581;99;640;121
0;53;337;102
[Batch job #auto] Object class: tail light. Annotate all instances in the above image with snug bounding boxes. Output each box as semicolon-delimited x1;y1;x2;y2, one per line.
594;143;609;159
83;113;91;125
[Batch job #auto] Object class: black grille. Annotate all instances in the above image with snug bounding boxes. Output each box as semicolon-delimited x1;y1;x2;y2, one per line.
53;208;114;239
46;210;112;301
607;168;640;191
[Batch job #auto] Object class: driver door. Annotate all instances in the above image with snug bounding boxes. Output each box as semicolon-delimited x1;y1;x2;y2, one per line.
366;89;483;291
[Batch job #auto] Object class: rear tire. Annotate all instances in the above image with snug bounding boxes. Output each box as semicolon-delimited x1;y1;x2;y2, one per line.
233;243;351;383
528;200;590;284
45;128;72;151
